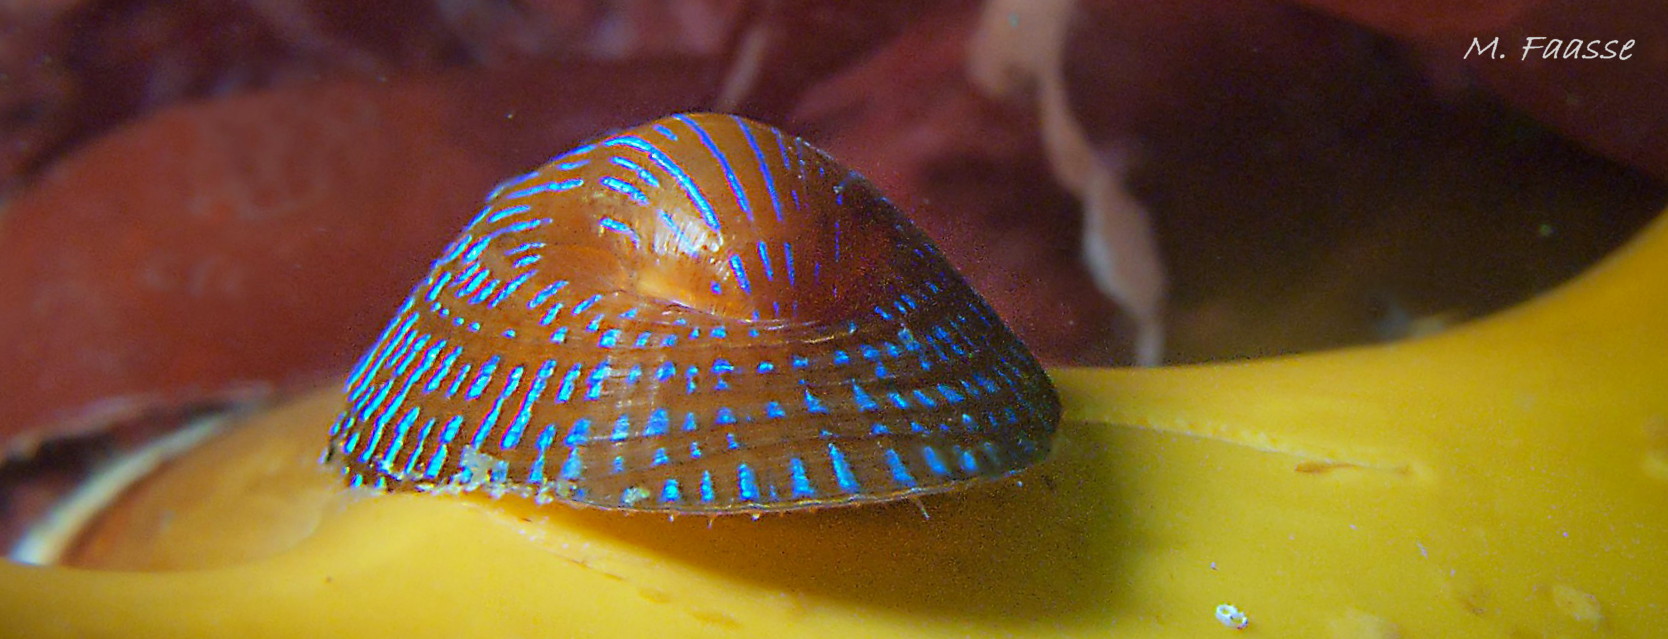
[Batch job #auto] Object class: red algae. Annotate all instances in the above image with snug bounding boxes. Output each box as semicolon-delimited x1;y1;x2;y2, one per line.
0;62;715;455
1277;0;1668;180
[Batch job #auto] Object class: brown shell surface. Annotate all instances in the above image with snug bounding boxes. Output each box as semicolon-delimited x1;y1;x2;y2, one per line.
327;113;1061;513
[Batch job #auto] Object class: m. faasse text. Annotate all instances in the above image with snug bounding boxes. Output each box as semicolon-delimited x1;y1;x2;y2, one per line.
1464;37;1636;61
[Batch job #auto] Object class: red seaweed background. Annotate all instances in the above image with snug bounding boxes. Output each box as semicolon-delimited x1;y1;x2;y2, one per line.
0;0;1664;463
0;63;717;452
1294;0;1668;182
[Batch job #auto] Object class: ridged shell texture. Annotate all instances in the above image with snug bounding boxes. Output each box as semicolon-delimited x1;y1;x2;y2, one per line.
328;113;1060;513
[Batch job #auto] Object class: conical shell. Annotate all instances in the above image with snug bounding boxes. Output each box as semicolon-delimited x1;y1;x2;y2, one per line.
328;113;1060;513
